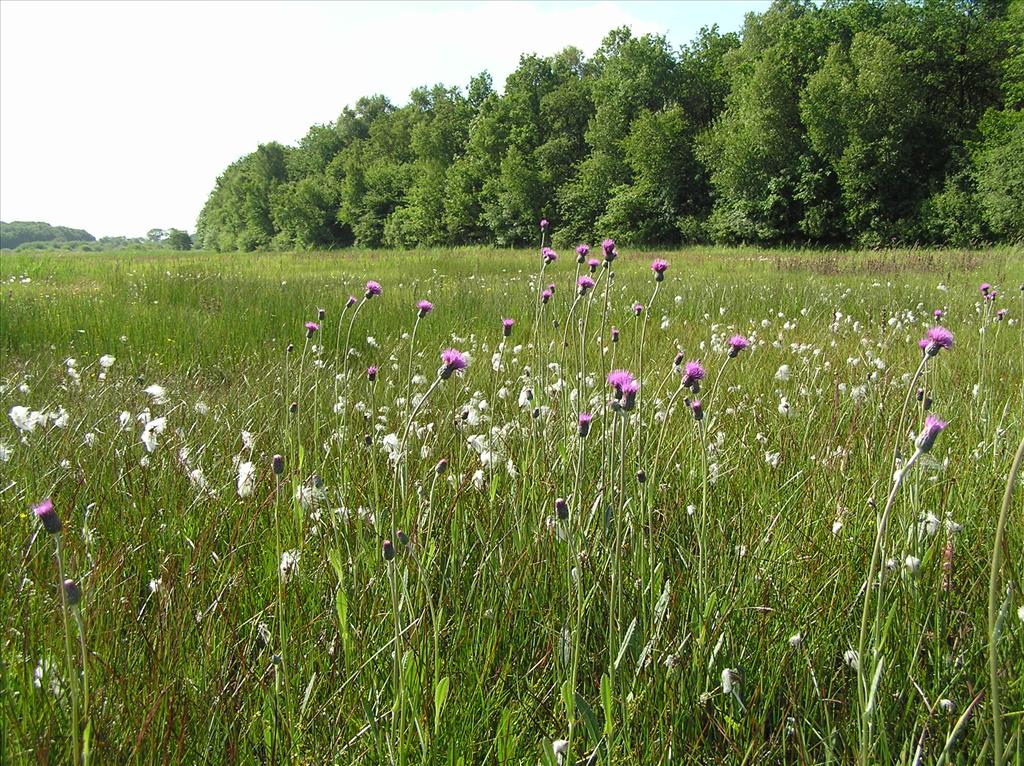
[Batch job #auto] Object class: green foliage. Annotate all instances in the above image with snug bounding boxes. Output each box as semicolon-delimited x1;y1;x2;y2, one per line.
1;221;94;249
194;1;1021;251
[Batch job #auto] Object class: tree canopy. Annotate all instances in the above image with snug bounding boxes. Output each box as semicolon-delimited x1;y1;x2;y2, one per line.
195;0;1024;251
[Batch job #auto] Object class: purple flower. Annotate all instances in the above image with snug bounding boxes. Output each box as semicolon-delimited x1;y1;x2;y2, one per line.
587;258;600;273
607;369;635;399
651;259;669;281
933;309;943;320
542;247;558;265
578;412;592;437
689;399;704;422
440;348;468;379
916;414;947;453
33;498;61;534
611;326;620;343
541;289;553;304
382;539;396;561
548;282;556;293
621;378;640;410
632;303;644;316
502;318;514;337
575;244;590;262
367;365;378;382
602;239;616;260
346;295;358;308
577;275;595;295
980;283;991;295
416;300;433;318
365;280;382;298
997;308;1007;320
682;361;705;392
727;335;750;358
922;326;954;356
305;321;319;338
540;219;550;232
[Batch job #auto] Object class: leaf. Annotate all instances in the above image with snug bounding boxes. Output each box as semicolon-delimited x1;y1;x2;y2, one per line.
601;673;614;738
433;676;450;733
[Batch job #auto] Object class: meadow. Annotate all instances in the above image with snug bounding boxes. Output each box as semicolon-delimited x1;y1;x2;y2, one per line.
1;244;1022;765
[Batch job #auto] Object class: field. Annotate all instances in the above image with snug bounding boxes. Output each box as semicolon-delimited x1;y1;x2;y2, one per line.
1;245;1023;765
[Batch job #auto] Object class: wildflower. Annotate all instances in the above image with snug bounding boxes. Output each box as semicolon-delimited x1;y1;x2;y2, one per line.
915;414;946;453
98;354;116;368
651;259;669;281
727;335;750;358
541;289;553;304
997;308;1007;321
682;361;705;392
575;244;589;262
578;412;592;437
367;365;378;382
843;649;860;670
33;498;61;534
540;218;549;232
435;458;448;475
542;247;558;265
921;326;954;356
144;383;168;403
141;416;167;453
689;399;704;421
577;275;595;295
721;668;737;695
416;300;433;318
636;469;646;483
587;258;600;273
775;364;791;382
904;555;921;576
306;321;321;338
9;405;46;432
62;579;81;607
552;738;569;764
555;497;568;520
272;454;284;476
632;303;644;316
933;309;943;320
439;348;468;380
346;295;357;308
611;327;620;343
237;460;256;498
602;238;617;261
502;318;514;337
674;351;684;367
980;282;991;295
607;370;635;399
382;539;396;561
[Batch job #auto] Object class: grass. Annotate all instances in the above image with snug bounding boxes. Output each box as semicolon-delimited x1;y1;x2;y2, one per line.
1;245;1022;764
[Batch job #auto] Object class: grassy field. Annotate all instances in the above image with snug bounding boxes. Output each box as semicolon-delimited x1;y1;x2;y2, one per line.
1;245;1022;765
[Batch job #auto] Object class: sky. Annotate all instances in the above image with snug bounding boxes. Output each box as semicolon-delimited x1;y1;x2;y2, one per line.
0;1;770;239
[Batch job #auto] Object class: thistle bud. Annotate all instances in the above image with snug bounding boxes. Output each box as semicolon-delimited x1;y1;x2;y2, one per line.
396;529;409;546
271;454;284;475
63;579;81;607
435;458;448;475
33;498;61;535
636;469;646;484
289;401;298;414
382;539;396;561
555;497;568;520
317;308;326;321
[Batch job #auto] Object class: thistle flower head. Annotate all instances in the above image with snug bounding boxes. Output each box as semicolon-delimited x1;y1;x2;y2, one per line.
587;258;600;272
555;497;568;520
317;307;326;320
611;326;620;342
727;335;750;357
682;361;705;391
272;454;284;475
367;365;378;382
541;289;553;304
922;325;954;356
916;414;947;453
304;321;319;338
542;247;558;264
575;244;590;261
689;399;704;421
607;370;635;401
502;318;514;337
651;259;669;281
365;280;382;298
439;348;468;379
632;303;644;316
382;539;396;561
933;309;943;319
416;299;433;318
62;579;81;607
602;239;616;260
346;295;357;308
540;218;550;232
577;275;595;295
33;498;61;534
980;282;991;294
578;412;592;437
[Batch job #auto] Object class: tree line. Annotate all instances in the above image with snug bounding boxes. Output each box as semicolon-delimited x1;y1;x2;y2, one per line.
0;222;192;252
195;0;1023;252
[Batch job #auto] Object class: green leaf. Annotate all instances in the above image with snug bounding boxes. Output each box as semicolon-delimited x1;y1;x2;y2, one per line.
433;676;450;733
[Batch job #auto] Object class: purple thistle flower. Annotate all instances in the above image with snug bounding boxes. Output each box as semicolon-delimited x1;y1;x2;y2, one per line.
578;412;592;437
365;280;382;298
934;309;943;320
997;308;1007;320
587;258;600;273
682;361;705;392
33;498;61;535
980;283;991;295
918;338;929;352
632;303;644;316
922;325;954;356
602;239;616;260
367;365;378;382
577;275;595;295
727;335;750;358
416;300;433;318
541;289;553;304
651;259;669;281
540;219;550;232
611;326;620;343
440;348;468;379
548;282;556;293
621;378;640;410
502;318;514;337
542;247;558;265
305;321;319;338
382;539;396;561
346;295;357;308
674;351;684;367
916;414;947;453
689;399;704;421
607;369;635;399
575;244;590;262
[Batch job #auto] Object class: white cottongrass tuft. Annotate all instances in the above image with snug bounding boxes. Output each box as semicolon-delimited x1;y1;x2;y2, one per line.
236;461;256;498
141;417;167;453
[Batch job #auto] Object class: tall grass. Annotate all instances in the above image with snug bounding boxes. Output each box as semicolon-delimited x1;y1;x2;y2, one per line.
1;245;1021;764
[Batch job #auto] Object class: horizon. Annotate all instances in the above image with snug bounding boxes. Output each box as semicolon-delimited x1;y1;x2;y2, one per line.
0;0;769;239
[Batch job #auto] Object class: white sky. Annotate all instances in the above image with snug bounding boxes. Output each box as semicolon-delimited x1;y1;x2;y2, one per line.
0;1;769;238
